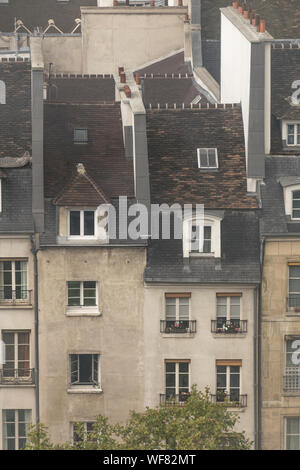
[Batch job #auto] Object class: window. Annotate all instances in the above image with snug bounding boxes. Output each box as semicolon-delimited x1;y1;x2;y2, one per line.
183;214;222;258
165;294;190;331
2;331;30;379
216;362;241;404
0;0;9;4
215;294;243;332
287;123;300;146
0;81;5;104
286;417;300;450
72;422;95;444
0;260;28;303
2;410;31;450
69;210;95;237
292;191;300;219
165;360;190;403
73;128;88;144
197;148;218;169
288;265;300;309
70;354;99;387
283;185;300;220
284;337;300;392
68;281;97;307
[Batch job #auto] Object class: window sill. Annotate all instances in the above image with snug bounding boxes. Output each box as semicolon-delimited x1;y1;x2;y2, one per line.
67;387;103;394
212;333;247;338
282;392;300;397
66;307;101;317
189;252;216;258
161;333;195;338
0;304;32;309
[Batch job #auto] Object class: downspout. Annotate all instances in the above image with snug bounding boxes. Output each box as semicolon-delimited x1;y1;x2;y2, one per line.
31;234;40;427
257;236;265;449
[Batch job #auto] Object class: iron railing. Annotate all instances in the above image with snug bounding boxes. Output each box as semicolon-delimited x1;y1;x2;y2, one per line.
0;290;32;306
211;320;248;334
211;393;247;408
160;392;191;406
0;368;35;385
160;320;196;334
284;368;300;392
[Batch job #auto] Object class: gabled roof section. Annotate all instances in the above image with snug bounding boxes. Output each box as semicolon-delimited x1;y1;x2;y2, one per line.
0;0;97;33
201;0;300;40
53;163;110;206
146;105;258;209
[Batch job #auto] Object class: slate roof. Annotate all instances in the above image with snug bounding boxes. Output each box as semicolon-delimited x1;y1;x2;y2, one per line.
260;157;300;236
0;0;97;33
135;52;191;76
146;106;258;209
46;76;115;103
145;210;260;284
44;102;134;201
201;0;300;40
202;40;221;84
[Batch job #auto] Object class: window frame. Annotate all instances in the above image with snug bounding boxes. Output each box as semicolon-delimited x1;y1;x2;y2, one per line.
73;128;88;144
2;409;31;450
288;264;300;309
69;353;101;390
283;185;300;220
285;122;300;147
165;360;190;403
68;209;96;239
71;421;95;445
197;148;218;169
183;214;222;258
0;259;28;303
216;363;241;404
285;416;300;450
66;281;99;316
1;330;31;378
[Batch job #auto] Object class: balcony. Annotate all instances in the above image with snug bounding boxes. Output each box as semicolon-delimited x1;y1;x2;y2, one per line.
0;368;35;385
287;296;300;313
160;392;191;406
211;320;248;334
0;290;32;306
160;320;196;334
284;367;300;392
210;393;247;408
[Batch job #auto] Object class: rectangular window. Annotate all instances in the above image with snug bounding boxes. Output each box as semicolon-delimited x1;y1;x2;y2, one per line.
216;295;241;330
0;260;28;302
288;265;300;308
286;417;300;450
287;123;300;146
69;210;95;237
197;148;218;169
73;128;88;144
190;225;211;253
70;354;99;386
165;360;190;402
216;364;241;403
165;294;190;330
284;338;300;392
2;331;30;378
72;422;95;444
2;410;31;450
292;191;300;219
67;281;97;307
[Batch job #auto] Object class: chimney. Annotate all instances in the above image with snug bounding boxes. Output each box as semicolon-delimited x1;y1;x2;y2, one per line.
135;73;141;85
120;72;126;83
260;19;266;33
118;66;124;76
178;0;183;6
150;0;155;6
232;1;238;8
124;85;131;98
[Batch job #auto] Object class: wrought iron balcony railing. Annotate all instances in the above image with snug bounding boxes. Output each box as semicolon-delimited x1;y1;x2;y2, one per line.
0;368;35;385
210;393;247;408
0;290;32;306
160;320;196;334
287;296;300;312
284;367;300;392
160;392;191;406
211;320;248;334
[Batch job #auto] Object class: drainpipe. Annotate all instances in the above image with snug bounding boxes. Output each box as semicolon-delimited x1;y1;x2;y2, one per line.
256;236;265;449
30;234;40;427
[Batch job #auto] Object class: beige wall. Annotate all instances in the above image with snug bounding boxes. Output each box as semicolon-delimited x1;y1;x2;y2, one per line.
0;236;36;449
81;7;186;74
38;246;146;445
41;36;83;74
262;240;300;450
143;284;256;442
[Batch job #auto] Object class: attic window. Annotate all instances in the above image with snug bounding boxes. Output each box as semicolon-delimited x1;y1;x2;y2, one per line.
197;148;218;169
74;128;88;144
287;123;300;146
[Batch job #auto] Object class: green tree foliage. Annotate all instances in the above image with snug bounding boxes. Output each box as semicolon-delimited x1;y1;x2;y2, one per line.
25;386;252;450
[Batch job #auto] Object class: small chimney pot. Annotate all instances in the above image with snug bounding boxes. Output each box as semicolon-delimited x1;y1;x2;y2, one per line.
120;72;126;83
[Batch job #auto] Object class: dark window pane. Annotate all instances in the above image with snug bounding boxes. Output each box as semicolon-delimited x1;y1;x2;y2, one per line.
165;362;175;373
179;363;189;373
79;355;93;384
84;211;94;236
70;211;80;236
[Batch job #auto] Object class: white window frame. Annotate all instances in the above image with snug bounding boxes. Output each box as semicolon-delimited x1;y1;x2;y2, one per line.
71;421;95;445
165;361;190;402
183;214;222;258
68;209;96;239
197;148;218;169
216;365;241;402
2;409;31;450
68;353;101;393
165;296;190;322
66;281;100;316
0;259;28;302
1;331;31;376
282;121;300;147
73;128;88;144
216;295;241;321
283;185;300;220
285;416;300;450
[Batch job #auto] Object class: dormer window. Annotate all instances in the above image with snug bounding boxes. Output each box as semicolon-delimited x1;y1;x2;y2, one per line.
73;128;88;144
282;184;300;220
0;80;6;104
293;191;300;219
197;148;218;169
287;123;300;146
69;210;95;237
183;214;223;258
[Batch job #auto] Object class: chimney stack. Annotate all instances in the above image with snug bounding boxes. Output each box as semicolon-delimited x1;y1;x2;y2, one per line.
120;72;126;83
135;73;141;85
260;19;266;33
124;85;131;98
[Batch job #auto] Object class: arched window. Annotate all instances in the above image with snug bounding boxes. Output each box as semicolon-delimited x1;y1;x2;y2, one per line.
183;213;223;258
0;81;6;104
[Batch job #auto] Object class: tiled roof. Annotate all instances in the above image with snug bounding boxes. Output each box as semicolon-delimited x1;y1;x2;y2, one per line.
46;76;115;103
44;102;134;200
146;106;258;209
0;0;97;33
135;52;191;76
201;0;300;40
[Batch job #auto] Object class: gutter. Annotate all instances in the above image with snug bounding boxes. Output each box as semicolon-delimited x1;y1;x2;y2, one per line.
30;234;40;427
